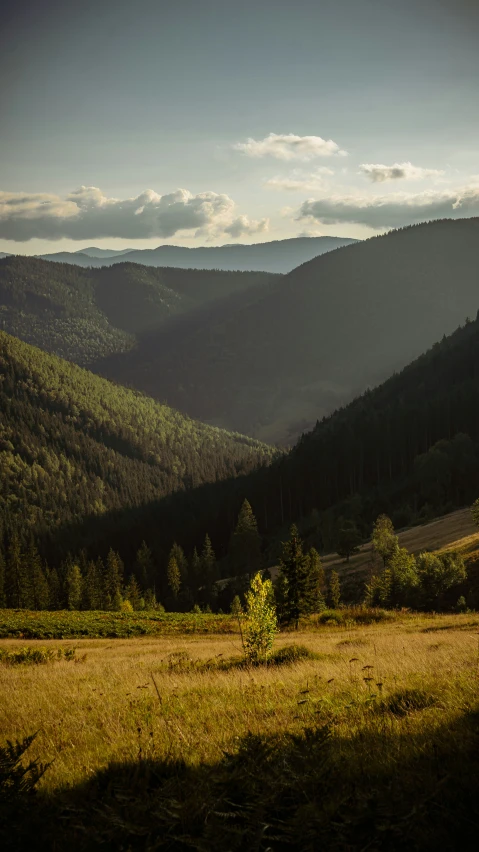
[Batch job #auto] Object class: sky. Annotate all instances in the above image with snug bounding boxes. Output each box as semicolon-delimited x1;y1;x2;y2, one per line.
1;0;478;255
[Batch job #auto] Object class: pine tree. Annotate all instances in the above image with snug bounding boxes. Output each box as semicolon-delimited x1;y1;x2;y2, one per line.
66;564;83;610
230;499;262;577
83;559;103;610
328;570;341;609
125;574;141;610
303;548;326;613
104;549;123;610
201;534;218;586
169;543;189;586
5;532;31;609
167;556;181;601
278;524;309;628
29;543;50;610
0;547;6;608
47;567;62;610
189;547;201;594
135;541;154;590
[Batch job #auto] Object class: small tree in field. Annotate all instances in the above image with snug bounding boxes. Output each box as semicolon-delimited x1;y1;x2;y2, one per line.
244;573;278;664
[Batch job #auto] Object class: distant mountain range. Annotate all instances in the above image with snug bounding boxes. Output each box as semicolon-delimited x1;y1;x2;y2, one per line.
96;218;479;443
36;236;358;273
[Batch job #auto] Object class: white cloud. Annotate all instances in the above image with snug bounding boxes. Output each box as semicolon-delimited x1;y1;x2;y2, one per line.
234;132;347;160
298;184;479;228
264;168;334;191
0;186;267;241
223;215;269;238
359;162;445;183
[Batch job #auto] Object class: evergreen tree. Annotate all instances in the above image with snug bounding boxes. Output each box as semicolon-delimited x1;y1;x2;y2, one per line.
167;556;181;600
328;570;341;609
230;499;262;577
66;563;83;610
135;541;154;590
125;574;141;610
28;543;50;610
201;534;217;586
83;559;103;610
189;547;201;594
278;524;309;628
47;567;62;610
169;543;189;587
303;548;326;613
104;549;123;610
5;532;31;609
0;547;6;608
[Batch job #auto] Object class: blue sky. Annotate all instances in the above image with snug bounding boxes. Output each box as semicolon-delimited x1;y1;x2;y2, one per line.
1;0;478;254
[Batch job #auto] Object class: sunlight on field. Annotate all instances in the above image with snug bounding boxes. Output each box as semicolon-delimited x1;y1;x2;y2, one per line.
2;613;479;794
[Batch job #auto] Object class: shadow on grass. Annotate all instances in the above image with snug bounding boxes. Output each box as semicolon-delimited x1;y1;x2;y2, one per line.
4;706;479;852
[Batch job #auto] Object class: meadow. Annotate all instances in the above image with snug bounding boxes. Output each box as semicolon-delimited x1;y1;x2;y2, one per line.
2;611;479;850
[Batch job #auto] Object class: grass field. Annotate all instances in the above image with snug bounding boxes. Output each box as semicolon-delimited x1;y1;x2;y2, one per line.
2;612;479;850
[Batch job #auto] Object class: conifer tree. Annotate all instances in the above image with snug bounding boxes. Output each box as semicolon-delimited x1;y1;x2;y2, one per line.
66;564;83;610
47;566;62;610
230;499;262;577
335;519;362;562
244;573;278;664
104;549;123;610
83;559;103;610
5;532;30;609
303;547;326;613
278;524;309;628
125;574;141;610
29;543;50;610
167;556;181;600
0;547;6;608
189;547;201;593
328;570;341;609
135;541;154;590
201;534;217;586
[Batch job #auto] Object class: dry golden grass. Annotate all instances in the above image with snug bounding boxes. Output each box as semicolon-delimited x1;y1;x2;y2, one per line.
2;613;479;795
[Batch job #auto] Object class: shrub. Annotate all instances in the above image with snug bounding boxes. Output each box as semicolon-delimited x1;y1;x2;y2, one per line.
383;688;437;717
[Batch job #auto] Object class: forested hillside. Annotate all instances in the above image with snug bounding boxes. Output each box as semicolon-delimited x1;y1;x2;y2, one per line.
0;331;274;536
39;235;358;273
0;256;277;364
98;219;479;442
36;310;479;603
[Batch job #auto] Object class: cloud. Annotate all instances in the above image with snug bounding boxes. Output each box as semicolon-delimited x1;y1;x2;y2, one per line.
223;215;269;238
234;133;347;160
264;168;334;191
359;162;445;183
298;184;479;229
0;186;267;242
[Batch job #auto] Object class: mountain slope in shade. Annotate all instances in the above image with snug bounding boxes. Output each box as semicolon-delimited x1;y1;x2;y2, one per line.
76;247;135;258
97;218;479;444
0;256;277;364
0;330;274;531
38;235;358;273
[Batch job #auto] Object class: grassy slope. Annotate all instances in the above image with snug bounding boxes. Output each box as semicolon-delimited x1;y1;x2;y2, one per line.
318;508;479;599
2;615;479;849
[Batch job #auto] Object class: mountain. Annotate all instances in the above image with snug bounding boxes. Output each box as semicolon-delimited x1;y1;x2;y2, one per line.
97;218;479;443
76;247;135;258
0;331;274;533
0;252;11;259
38;236;359;273
0;256;277;364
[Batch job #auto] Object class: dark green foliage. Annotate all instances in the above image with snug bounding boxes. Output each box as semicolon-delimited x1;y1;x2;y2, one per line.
0;732;49;803
0;330;273;550
383;688;438;717
100;218;479;441
335;518;362;562
229;498;262;577
328;570;341;609
0;256;279;366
